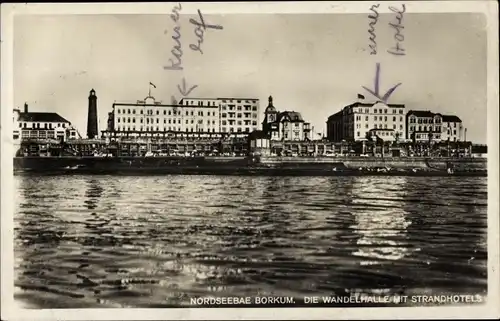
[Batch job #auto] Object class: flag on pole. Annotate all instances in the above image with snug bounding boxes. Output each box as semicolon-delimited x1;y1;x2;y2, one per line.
149;82;157;88
357;94;365;99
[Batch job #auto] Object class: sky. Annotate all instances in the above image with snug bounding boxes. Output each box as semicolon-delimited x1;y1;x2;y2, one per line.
13;11;488;143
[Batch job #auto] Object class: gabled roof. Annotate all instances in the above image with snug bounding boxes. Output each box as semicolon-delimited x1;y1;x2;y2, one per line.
277;111;304;122
442;115;462;123
18;112;70;123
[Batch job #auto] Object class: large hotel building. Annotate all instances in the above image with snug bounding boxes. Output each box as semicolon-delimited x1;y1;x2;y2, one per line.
326;101;406;142
326;100;465;143
103;95;260;138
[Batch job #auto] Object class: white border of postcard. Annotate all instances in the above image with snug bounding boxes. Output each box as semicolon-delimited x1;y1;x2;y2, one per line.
1;1;499;320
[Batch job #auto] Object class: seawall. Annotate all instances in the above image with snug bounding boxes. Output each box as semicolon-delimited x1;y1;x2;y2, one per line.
258;156;487;171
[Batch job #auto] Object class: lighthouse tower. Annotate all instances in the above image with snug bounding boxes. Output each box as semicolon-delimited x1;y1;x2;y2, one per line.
87;89;98;139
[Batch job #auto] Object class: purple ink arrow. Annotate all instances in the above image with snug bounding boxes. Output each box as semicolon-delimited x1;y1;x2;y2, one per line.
362;63;402;103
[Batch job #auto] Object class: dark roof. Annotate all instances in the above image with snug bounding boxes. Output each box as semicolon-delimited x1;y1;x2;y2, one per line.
327;110;343;121
407;110;438;118
277;111;304;122
442;115;462;122
369;128;394;132
18;112;70;123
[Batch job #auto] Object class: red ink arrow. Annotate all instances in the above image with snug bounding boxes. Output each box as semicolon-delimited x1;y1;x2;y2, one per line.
362;63;402;103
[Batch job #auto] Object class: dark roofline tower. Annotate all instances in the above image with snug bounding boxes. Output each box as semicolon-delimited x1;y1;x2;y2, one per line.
87;89;98;139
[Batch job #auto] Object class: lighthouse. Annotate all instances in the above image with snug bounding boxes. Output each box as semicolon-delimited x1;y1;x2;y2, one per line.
87;89;98;139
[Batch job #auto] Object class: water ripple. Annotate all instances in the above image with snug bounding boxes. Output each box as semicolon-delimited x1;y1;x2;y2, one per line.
14;175;487;308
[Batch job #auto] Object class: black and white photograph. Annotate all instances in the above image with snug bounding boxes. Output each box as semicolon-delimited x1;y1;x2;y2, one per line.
1;1;498;320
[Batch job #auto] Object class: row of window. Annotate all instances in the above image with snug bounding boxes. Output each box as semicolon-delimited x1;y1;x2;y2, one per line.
18;122;67;129
414;133;442;139
355;116;404;122
356;130;396;137
117;108;217;117
374;124;404;130
182;100;218;107
221;105;258;111
409;126;443;132
222;120;258;126
117;117;217;125
116;127;219;133
220;127;257;133
351;108;404;114
408;117;442;124
221;113;258;119
21;130;57;138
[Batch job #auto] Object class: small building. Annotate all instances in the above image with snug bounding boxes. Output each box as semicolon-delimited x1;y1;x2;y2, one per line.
13;103;73;142
261;96;311;141
248;130;271;156
441;115;463;142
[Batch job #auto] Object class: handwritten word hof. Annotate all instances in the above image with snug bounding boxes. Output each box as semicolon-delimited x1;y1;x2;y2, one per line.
367;3;406;56
164;4;224;104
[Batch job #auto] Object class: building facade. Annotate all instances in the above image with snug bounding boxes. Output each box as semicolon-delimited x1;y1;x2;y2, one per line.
406;111;463;142
13;103;76;142
219;97;260;134
326;101;406;142
441;115;463;141
262;96;311;141
103;96;259;138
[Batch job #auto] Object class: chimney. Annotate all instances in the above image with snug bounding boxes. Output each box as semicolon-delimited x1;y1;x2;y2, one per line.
24;102;28;113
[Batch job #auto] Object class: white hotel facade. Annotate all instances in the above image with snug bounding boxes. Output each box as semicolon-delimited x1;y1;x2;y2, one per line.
104;96;260;138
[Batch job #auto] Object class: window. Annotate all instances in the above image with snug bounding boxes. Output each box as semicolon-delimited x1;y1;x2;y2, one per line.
384;109;387;114
393;116;396;121
384;116;387;121
400;116;403;121
399;110;403;114
128;109;131;114
374;109;377;113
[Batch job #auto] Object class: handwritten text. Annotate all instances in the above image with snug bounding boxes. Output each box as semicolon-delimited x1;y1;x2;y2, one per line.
387;4;406;56
189;9;224;55
367;4;380;55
